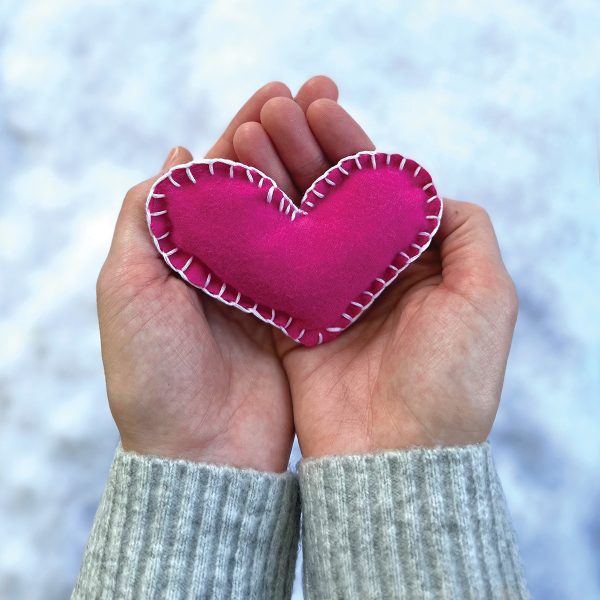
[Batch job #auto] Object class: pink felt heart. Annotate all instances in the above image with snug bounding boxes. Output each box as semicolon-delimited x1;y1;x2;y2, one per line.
146;151;442;347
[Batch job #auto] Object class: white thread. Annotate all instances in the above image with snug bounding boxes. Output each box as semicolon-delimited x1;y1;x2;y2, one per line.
165;248;178;257
427;195;438;203
168;174;180;187
181;257;193;272
146;150;444;345
400;158;407;170
313;190;324;198
209;162;215;175
279;198;285;212
350;301;363;308
414;165;421;177
267;187;275;203
355;156;362;169
246;170;254;183
342;313;352;321
229;165;234;179
422;182;433;191
375;278;386;284
304;200;314;208
217;283;226;298
156;231;170;240
389;265;400;272
258;177;264;188
150;210;167;216
271;308;276;321
186;168;196;184
318;332;323;344
295;329;306;342
205;273;212;287
386;154;391;165
411;243;422;251
371;154;377;169
285;204;291;215
419;231;432;238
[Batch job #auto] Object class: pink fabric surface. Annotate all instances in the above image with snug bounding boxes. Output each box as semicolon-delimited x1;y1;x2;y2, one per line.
146;151;442;347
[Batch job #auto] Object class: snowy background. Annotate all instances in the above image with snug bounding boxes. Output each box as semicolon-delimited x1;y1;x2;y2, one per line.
0;0;598;598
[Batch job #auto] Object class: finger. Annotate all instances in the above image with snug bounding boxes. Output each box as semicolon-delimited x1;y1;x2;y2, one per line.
437;199;513;298
108;146;194;263
205;81;292;160
306;98;375;162
260;97;330;195
294;75;338;112
233;122;299;200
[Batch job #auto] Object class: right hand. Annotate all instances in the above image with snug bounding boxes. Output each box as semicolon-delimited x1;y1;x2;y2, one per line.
96;77;338;472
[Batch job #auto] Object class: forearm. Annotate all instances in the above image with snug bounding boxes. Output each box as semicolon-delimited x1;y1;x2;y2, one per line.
73;445;300;600
299;443;529;600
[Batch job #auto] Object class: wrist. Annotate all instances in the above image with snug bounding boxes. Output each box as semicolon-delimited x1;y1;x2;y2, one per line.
297;424;488;459
119;434;293;473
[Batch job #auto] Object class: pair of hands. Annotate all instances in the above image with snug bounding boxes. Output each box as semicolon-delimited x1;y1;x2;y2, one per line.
97;76;518;473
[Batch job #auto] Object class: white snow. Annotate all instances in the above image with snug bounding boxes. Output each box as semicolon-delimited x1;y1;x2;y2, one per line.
0;1;598;598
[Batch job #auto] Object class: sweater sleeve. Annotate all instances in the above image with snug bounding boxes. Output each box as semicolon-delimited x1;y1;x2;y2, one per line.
72;445;300;600
298;442;529;600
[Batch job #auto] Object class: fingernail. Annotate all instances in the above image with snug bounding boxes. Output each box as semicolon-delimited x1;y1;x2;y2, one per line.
162;146;179;169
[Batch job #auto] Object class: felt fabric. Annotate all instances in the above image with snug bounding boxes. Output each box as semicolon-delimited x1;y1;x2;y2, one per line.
146;151;442;347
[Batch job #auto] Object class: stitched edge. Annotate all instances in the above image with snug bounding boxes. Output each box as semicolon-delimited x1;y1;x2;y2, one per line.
146;150;443;347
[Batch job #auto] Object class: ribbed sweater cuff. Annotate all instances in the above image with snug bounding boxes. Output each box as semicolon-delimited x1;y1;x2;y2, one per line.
299;443;529;600
73;445;300;600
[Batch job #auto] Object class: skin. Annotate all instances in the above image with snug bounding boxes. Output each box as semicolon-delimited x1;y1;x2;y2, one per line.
99;76;518;469
233;97;519;459
97;77;337;472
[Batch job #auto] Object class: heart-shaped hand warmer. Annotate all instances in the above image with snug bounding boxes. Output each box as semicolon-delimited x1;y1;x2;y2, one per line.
146;151;442;347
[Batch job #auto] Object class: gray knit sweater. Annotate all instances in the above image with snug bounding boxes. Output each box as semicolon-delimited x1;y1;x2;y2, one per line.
72;443;529;599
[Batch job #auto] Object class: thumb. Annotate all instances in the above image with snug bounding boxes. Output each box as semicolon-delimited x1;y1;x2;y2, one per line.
107;146;194;264
436;199;515;303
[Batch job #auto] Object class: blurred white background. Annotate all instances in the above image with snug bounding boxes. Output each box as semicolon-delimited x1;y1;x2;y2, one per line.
0;0;598;598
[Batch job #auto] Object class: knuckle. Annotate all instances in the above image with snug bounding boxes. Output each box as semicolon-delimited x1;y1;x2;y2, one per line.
96;258;126;300
293;155;330;182
124;182;145;203
502;277;520;318
464;201;491;223
486;271;519;319
96;262;112;298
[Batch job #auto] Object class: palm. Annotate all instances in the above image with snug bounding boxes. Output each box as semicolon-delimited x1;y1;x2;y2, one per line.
227;93;516;457
99;198;293;472
277;242;510;457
